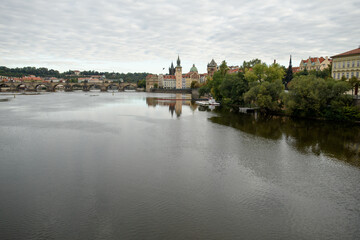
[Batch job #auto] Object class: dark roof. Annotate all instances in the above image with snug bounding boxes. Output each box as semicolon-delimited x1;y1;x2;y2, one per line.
331;47;360;58
207;59;217;67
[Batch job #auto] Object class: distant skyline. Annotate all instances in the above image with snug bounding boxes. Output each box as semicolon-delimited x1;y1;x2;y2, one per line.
0;0;359;74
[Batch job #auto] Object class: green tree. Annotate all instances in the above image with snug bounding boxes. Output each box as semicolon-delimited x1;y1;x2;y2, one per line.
153;83;158;89
190;81;200;89
219;72;249;106
137;79;146;88
241;59;262;71
244;63;285;83
244;79;284;112
349;76;359;95
283;75;352;118
210;71;225;100
219;60;229;76
340;75;347;81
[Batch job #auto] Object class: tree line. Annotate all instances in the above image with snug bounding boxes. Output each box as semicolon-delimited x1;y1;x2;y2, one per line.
199;60;360;121
0;66;61;78
0;66;149;83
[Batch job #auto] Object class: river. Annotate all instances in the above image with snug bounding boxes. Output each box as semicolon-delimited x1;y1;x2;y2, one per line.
0;92;359;239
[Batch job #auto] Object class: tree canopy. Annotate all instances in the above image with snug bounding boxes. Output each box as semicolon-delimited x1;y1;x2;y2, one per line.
0;66;149;83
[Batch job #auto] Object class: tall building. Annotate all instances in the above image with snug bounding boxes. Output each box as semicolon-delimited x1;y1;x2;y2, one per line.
331;47;360;80
207;59;217;78
175;55;182;89
169;62;175;75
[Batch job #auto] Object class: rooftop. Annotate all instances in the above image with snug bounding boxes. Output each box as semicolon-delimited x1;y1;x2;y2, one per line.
331;47;360;58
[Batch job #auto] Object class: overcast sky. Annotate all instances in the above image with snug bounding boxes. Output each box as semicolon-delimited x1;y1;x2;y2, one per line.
0;0;359;74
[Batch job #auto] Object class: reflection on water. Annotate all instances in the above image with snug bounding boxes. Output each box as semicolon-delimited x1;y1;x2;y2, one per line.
146;94;197;117
210;111;360;167
1;92;360;239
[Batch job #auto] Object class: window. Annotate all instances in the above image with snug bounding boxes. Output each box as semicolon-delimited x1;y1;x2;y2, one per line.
343;62;345;68
357;72;359;78
347;62;350;68
346;72;349;79
337;73;340;79
334;63;336;69
352;61;355;67
351;72;354;78
358;61;360;67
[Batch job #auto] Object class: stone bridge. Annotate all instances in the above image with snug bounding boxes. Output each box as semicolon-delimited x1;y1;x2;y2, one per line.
0;81;138;92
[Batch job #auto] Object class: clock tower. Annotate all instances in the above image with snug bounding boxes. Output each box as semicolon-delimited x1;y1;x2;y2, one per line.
175;55;182;89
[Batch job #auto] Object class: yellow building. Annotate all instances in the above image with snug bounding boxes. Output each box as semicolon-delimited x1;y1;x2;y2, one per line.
331;47;360;80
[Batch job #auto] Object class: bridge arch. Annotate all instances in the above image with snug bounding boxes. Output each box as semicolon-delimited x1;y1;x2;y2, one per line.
35;83;49;91
120;83;137;91
88;84;102;91
72;84;84;91
53;83;68;92
16;83;28;91
107;84;119;91
0;83;11;92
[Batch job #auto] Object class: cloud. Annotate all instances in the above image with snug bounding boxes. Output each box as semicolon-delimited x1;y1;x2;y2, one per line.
0;0;359;73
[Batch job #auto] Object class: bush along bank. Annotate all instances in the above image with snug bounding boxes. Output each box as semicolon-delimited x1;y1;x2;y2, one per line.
199;60;360;122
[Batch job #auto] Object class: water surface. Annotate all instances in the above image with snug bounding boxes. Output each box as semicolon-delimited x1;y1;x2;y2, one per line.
0;92;359;239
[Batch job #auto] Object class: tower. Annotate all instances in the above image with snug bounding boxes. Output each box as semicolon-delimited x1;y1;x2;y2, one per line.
207;59;217;78
284;55;293;87
175;55;182;89
169;62;175;75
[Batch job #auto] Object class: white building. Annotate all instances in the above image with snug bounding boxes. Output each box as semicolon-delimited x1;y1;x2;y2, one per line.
163;75;176;89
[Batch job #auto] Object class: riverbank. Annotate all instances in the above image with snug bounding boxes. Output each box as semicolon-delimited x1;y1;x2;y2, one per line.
150;88;192;94
215;102;360;124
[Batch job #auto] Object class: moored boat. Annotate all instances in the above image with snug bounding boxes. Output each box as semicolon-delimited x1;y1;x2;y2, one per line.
196;97;220;106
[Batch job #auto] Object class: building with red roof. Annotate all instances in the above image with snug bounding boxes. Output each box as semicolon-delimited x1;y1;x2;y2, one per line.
292;67;300;73
331;46;360;81
299;56;331;71
21;75;43;82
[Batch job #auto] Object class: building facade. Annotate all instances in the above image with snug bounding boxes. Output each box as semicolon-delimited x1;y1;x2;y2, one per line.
146;56;210;89
146;74;159;91
299;56;331;71
163;75;176;89
331;47;360;80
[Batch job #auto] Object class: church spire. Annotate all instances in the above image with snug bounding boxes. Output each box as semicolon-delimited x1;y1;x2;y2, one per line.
284;55;293;88
176;55;181;67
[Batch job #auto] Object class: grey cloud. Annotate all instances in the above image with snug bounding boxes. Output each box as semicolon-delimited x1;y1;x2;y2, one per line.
0;0;359;73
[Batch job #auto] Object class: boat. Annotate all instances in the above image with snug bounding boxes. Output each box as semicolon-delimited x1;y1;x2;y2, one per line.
196;97;220;106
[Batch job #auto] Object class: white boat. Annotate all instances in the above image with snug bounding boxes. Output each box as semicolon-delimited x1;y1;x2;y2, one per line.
196;97;220;106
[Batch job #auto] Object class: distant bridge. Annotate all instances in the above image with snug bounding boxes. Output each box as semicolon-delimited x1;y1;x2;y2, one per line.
0;81;138;92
